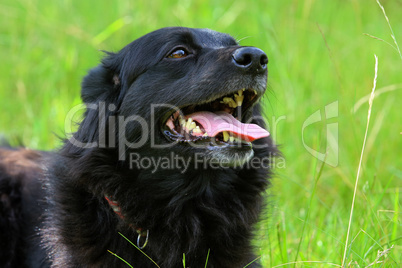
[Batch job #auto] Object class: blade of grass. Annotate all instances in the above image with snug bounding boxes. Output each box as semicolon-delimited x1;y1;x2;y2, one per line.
376;0;402;61
243;255;262;268
341;55;378;267
92;16;132;45
273;261;342;267
276;212;289;264
204;249;210;268
391;187;399;242
362;33;398;52
107;250;134;268
118;232;161;268
294;146;327;266
352;84;401;113
317;23;343;89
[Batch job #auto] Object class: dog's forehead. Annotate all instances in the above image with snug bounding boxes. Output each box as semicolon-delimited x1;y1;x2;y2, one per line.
146;27;238;49
193;28;238;48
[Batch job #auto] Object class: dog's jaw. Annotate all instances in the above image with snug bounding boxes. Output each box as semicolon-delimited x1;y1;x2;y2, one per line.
160;88;269;166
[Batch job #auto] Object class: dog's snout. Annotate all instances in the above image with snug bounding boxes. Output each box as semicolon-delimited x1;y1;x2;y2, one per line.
232;47;268;74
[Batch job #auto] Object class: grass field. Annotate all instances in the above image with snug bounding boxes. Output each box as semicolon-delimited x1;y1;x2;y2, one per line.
0;0;400;267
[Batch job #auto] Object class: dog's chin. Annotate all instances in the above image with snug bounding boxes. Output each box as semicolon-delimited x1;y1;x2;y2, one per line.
169;140;255;168
202;145;254;167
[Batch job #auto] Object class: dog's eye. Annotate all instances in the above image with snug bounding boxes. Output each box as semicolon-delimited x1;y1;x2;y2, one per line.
167;48;189;59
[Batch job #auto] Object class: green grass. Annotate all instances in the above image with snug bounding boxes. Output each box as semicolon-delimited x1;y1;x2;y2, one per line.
0;0;400;267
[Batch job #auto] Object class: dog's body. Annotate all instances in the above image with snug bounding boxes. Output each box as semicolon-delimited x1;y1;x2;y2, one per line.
0;27;277;267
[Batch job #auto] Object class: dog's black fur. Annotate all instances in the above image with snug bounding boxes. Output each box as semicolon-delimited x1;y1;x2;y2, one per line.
0;27;278;267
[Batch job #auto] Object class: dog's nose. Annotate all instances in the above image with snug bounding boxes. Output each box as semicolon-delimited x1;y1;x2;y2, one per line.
232;47;268;74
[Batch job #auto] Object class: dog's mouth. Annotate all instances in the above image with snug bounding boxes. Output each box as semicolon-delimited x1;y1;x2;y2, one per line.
162;88;270;146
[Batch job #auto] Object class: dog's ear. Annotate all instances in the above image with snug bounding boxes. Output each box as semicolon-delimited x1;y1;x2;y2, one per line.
81;57;121;104
80;35;161;105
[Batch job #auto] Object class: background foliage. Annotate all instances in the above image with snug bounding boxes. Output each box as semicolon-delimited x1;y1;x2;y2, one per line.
0;0;400;267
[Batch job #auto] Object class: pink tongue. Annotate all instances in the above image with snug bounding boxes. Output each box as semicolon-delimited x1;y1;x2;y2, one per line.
187;111;270;142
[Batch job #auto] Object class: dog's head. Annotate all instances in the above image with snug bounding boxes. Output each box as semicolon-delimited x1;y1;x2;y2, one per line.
77;27;272;167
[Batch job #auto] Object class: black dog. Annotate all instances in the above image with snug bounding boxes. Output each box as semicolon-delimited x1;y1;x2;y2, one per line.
0;27;278;267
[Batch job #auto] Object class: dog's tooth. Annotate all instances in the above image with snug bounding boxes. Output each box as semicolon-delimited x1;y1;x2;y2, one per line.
189;122;196;130
222;131;229;142
221;97;230;104
242;88;246;91
222;97;237;108
238;89;243;96
229;136;235;143
203;132;208;137
230;98;238;108
180;119;186;128
235;94;244;106
253;89;257;95
192;126;202;134
186;118;193;130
